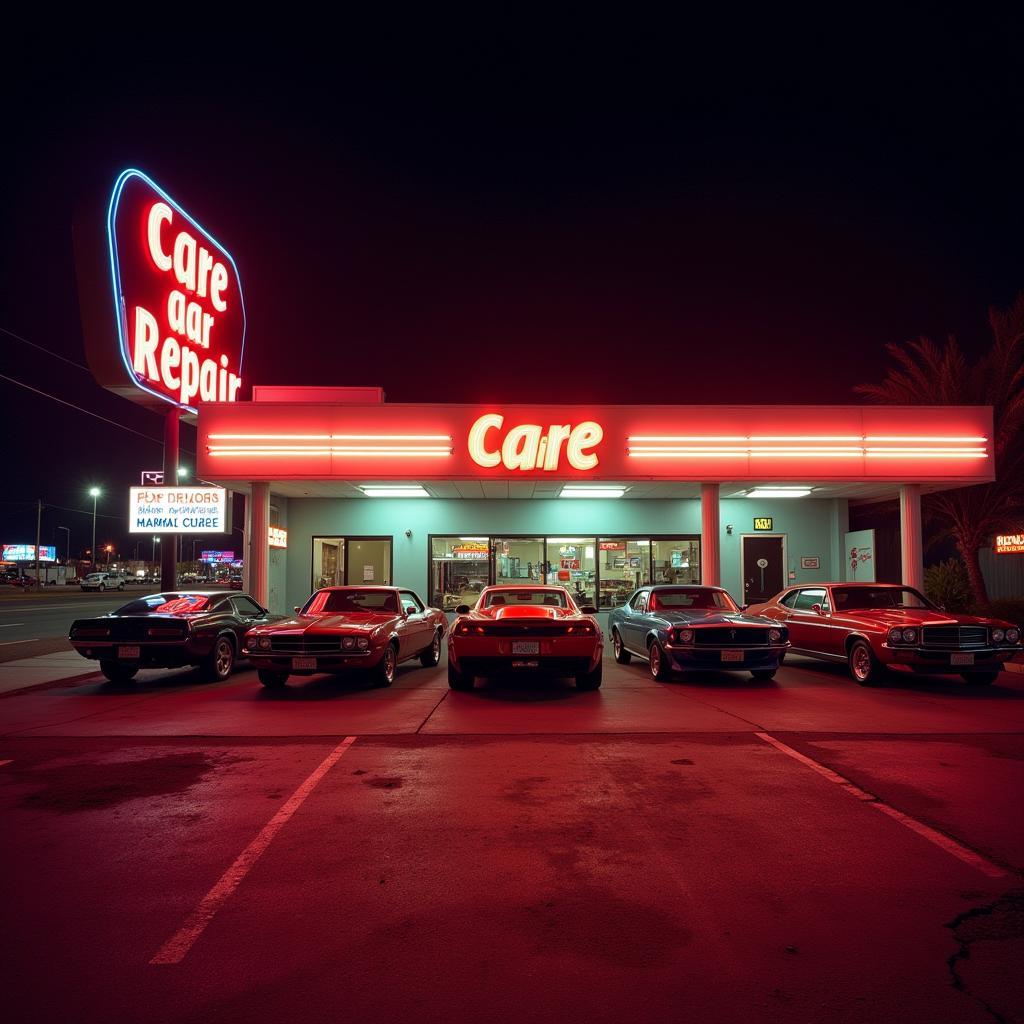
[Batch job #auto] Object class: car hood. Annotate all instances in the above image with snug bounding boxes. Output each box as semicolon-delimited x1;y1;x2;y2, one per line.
836;608;1004;627
248;612;395;635
655;610;776;627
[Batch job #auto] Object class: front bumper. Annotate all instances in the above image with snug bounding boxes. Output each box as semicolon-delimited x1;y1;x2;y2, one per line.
243;648;384;675
663;642;789;672
880;645;1017;674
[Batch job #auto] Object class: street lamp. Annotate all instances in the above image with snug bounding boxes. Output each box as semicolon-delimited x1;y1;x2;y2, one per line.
152;536;160;566
88;488;101;569
177;466;188;479
104;544;114;566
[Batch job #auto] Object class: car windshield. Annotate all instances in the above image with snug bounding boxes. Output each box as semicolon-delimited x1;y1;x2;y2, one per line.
85;574;105;581
115;593;212;615
831;587;934;611
304;589;400;614
651;588;738;611
483;589;570;609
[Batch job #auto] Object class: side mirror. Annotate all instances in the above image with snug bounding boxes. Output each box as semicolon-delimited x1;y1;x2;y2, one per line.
811;603;824;615
293;605;302;614
579;605;597;614
740;604;749;611
455;604;471;615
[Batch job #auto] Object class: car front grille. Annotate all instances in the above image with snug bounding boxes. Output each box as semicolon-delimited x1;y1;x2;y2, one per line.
922;625;988;647
693;627;770;646
268;636;344;654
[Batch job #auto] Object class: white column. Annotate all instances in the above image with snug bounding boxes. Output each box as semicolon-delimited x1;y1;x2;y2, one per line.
249;482;270;606
899;484;923;590
700;482;721;587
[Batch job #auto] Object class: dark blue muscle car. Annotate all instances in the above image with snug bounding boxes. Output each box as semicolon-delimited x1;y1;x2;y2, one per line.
607;585;789;681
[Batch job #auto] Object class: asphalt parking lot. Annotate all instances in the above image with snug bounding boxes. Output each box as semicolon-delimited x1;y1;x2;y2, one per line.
1;651;1022;1024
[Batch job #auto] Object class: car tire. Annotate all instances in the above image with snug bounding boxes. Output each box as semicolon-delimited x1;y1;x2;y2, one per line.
848;639;883;686
258;669;288;688
576;662;603;690
204;635;235;681
963;671;999;686
648;641;671;681
612;629;632;664
373;643;397;687
118;583;124;591
419;630;442;668
448;662;474;691
100;660;137;684
98;583;106;592
751;669;776;681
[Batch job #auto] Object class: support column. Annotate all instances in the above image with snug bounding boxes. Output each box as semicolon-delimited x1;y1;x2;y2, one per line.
700;482;721;587
899;484;923;590
161;409;181;591
249;482;270;606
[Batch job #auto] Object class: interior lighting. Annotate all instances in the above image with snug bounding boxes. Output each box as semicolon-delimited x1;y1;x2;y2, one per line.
559;487;626;498
360;486;430;498
746;488;813;499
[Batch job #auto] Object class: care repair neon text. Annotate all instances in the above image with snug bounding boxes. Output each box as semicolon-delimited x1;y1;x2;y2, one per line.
468;414;603;471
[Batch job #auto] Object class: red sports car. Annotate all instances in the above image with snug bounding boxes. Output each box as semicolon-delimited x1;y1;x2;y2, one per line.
748;582;1021;686
447;585;604;691
243;586;446;688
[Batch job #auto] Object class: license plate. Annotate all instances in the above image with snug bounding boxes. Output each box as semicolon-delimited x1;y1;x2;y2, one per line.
951;653;974;666
291;657;317;670
117;646;140;659
511;641;539;655
511;660;539;668
720;650;744;662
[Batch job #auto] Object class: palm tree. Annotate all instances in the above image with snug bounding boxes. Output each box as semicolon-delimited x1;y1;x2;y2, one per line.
854;294;1024;606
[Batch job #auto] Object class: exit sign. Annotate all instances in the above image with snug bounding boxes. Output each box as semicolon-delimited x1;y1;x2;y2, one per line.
753;517;774;531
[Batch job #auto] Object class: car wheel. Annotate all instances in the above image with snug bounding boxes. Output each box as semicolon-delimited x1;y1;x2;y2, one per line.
204;635;235;681
848;639;883;686
419;630;442;667
98;583;105;592
751;669;776;681
447;662;474;691
963;671;999;686
100;660;137;684
258;669;288;688
118;583;124;591
373;643;397;687
648;641;671;681
576;662;603;690
612;629;632;664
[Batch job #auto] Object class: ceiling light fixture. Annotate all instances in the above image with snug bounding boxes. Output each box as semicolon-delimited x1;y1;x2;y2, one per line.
746;487;813;499
360;486;430;498
559;486;627;499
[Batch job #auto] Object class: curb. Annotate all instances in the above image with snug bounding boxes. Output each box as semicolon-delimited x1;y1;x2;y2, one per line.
0;671;101;699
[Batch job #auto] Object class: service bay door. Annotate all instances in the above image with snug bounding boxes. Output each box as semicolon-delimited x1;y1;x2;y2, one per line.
742;535;786;604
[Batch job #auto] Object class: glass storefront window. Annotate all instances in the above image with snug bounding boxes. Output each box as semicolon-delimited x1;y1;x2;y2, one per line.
431;536;489;611
546;537;596;609
313;538;344;589
652;539;700;584
598;538;651;607
494;537;544;586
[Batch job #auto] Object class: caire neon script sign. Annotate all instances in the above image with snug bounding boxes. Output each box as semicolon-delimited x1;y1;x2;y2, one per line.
468;414;604;472
107;170;245;412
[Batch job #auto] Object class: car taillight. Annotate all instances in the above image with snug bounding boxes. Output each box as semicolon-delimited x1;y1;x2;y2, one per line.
147;628;183;637
455;623;485;635
565;623;595;635
73;628;110;638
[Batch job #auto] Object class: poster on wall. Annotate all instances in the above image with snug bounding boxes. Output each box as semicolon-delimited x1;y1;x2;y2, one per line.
843;529;876;582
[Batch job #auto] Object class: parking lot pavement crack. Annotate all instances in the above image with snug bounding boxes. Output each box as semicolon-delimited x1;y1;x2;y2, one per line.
658;687;766;730
0;691;177;737
945;889;1024;1024
414;690;451;734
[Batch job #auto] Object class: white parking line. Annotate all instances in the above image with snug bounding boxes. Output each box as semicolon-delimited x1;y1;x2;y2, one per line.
0;639;40;646
150;736;358;964
755;732;1007;878
0;623;26;628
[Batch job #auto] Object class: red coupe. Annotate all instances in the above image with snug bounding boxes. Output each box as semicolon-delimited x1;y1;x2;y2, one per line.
748;582;1021;686
447;585;604;691
243;586;446;688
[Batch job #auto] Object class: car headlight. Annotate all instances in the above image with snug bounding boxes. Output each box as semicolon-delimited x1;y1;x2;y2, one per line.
769;628;782;642
342;636;355;650
357;637;369;649
678;629;694;643
888;628;902;645
1005;628;1020;644
902;628;918;643
257;636;271;650
991;628;1005;643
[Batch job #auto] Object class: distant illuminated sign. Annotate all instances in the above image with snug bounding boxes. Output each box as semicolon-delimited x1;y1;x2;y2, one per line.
467;414;603;472
102;169;245;413
3;544;56;562
200;550;235;563
129;487;227;533
995;533;1024;554
599;541;626;550
141;470;164;485
268;526;288;549
452;543;489;559
753;517;774;531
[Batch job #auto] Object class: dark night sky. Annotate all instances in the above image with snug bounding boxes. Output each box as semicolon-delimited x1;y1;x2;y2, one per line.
2;17;1023;558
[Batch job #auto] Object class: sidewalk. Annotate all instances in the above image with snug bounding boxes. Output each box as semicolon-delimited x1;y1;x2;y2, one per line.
0;651;98;696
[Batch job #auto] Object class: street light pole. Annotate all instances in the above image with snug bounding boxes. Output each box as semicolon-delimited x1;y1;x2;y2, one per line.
57;526;70;564
88;488;101;571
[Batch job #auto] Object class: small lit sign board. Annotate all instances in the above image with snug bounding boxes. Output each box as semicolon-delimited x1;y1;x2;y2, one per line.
3;544;56;562
78;169;245;415
268;526;288;549
599;541;626;551
141;470;164;485
995;533;1024;554
129;487;227;533
753;517;774;531
800;556;821;569
452;543;489;558
200;550;235;563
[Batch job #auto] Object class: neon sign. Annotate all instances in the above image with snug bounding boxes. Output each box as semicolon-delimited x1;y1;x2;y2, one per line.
995;533;1024;554
268;526;288;549
106;170;245;413
468;414;604;472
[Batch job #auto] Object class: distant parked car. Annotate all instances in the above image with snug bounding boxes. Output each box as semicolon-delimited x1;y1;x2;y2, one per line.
80;572;127;592
69;591;284;684
748;582;1022;686
608;585;789;681
244;586;447;688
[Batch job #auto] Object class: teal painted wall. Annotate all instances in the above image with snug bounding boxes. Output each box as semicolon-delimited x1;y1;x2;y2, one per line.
279;496;848;612
267;496;289;613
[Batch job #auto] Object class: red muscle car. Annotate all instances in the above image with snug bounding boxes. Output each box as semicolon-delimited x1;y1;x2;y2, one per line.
748;582;1021;686
243;586;446;688
447;585;603;691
